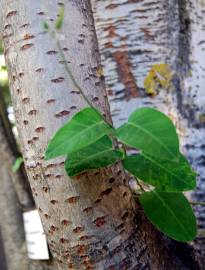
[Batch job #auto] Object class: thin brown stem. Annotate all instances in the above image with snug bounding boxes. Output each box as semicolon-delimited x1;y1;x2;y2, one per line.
56;39;94;109
135;178;146;192
190;201;205;206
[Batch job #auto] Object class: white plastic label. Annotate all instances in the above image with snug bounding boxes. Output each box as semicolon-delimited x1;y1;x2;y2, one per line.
23;210;49;260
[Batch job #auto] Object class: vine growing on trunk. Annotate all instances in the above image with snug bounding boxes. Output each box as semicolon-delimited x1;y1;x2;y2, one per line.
44;8;197;243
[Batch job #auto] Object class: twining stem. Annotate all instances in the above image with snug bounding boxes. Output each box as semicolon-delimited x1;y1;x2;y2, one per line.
133;192;142;199
55;39;94;110
46;26;108;116
136;178;146;192
197;229;205;237
190;201;205;206
46;25;145;193
49;29;113;128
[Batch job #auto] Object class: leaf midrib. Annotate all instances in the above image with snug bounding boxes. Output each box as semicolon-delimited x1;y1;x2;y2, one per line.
141;153;192;189
128;122;176;159
153;191;192;239
68;148;115;167
49;120;110;155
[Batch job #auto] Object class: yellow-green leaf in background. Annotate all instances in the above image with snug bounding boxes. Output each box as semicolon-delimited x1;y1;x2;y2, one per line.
55;6;65;30
12;157;24;173
144;64;173;96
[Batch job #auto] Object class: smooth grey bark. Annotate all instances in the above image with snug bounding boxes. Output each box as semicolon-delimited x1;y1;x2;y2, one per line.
92;0;205;266
0;0;201;269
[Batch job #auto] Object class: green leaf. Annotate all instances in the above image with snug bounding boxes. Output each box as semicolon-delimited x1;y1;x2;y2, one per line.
45;108;113;160
144;64;173;96
116;108;179;160
12;157;24;173
140;190;196;242
65;136;124;176
55;6;65;30
123;153;196;192
0;46;4;54
43;22;50;31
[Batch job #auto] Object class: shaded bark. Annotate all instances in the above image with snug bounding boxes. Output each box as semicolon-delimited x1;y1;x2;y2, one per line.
0;88;55;270
0;229;7;270
0;89;34;209
0;112;28;270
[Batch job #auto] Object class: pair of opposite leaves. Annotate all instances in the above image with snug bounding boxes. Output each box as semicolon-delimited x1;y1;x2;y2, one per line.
45;107;197;242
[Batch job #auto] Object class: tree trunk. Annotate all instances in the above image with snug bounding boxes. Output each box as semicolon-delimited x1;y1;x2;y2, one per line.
0;104;28;270
92;0;181;125
0;1;201;269
0;229;7;270
0;88;55;269
181;1;205;262
0;89;34;209
92;0;205;266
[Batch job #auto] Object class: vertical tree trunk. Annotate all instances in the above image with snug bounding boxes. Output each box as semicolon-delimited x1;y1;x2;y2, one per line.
0;1;200;269
0;88;55;269
181;1;205;262
92;0;180;126
92;0;205;265
0;108;28;270
0;89;34;209
0;229;7;270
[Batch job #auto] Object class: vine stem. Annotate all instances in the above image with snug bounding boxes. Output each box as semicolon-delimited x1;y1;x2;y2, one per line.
135;178;146;193
55;39;94;110
47;25;144;194
133;192;142;199
48;28;113;128
190;201;205;206
53;29;146;194
197;229;205;238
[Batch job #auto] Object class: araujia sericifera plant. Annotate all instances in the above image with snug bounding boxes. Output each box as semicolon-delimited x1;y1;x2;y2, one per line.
44;9;197;243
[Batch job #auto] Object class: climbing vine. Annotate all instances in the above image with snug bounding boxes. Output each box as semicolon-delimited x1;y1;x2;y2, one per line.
44;9;197;243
